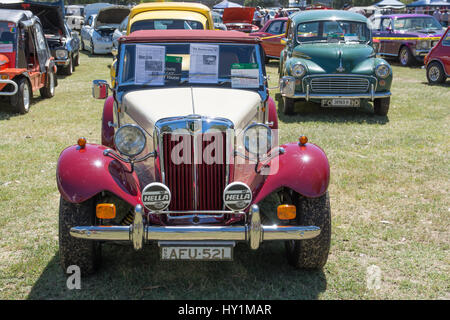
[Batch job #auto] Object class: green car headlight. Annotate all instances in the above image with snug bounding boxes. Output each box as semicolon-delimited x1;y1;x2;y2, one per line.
291;63;306;78
375;64;390;79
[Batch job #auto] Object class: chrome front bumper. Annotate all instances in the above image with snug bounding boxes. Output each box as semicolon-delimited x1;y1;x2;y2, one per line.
280;76;391;101
70;204;321;251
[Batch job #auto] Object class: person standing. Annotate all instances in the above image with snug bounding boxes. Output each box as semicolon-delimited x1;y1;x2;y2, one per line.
433;8;441;25
253;6;262;28
442;10;449;27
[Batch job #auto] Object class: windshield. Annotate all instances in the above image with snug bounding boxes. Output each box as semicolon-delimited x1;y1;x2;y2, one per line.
393;17;443;32
297;20;370;43
119;43;262;90
0;21;16;53
130;20;204;32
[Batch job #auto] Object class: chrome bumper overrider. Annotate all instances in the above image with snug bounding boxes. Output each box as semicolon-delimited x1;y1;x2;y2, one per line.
0;79;18;96
70;204;321;251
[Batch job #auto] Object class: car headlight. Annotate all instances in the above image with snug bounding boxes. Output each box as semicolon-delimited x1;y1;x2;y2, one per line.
291;63;306;78
418;40;429;49
243;123;272;157
114;124;147;157
55;49;68;60
375;64;390;79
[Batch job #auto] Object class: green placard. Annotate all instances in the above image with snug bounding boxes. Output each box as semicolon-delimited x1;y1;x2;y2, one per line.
231;63;258;69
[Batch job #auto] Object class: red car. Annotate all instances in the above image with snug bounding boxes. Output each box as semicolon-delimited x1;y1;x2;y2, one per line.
250;17;288;63
222;7;259;33
56;30;331;274
425;26;450;84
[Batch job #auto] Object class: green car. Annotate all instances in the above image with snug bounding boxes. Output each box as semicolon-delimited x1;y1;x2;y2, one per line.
279;10;392;116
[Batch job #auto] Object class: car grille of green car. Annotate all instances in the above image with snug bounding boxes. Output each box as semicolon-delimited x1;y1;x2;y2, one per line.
310;77;370;93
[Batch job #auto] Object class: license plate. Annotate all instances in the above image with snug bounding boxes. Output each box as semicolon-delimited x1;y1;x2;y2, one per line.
159;242;233;261
322;99;360;107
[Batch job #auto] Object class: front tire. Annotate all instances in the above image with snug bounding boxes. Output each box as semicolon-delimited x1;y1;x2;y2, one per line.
285;192;331;270
90;40;95;55
426;61;446;84
59;196;101;276
39;70;55;98
374;97;390;116
12;78;31;114
282;96;295;115
60;56;73;76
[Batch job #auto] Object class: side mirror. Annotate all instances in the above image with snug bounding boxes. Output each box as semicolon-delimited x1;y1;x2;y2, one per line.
92;80;109;99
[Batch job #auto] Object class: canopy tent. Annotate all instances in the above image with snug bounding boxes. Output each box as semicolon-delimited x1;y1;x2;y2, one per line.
406;0;450;7
374;0;406;8
213;1;242;9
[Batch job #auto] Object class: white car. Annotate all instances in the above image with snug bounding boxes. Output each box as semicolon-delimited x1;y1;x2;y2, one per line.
80;6;130;55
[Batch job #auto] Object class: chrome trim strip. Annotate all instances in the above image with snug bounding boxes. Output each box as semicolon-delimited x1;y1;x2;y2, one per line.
0;79;18;96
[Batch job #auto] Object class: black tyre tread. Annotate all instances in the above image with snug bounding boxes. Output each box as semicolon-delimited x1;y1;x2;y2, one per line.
285;192;331;269
426;62;446;84
59;196;101;276
60;57;73;76
374;97;390;116
73;52;80;67
39;71;55;98
282;96;295;115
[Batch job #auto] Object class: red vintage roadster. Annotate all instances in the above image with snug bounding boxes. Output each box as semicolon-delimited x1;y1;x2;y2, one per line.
56;30;331;274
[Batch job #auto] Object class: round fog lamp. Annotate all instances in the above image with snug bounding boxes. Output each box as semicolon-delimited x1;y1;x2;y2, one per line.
142;182;171;212
223;182;252;211
114;124;146;157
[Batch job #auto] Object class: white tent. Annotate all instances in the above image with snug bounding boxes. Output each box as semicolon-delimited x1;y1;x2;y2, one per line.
374;0;406;9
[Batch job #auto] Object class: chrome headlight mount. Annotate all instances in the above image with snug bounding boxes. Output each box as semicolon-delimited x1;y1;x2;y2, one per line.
375;64;391;79
103;124;156;173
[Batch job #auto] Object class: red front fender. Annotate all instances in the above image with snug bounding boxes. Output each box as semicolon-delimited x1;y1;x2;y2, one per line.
56;143;141;206
253;142;330;203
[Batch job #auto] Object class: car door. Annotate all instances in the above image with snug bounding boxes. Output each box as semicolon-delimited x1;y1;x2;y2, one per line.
440;30;450;75
264;20;287;57
379;18;394;56
32;21;51;74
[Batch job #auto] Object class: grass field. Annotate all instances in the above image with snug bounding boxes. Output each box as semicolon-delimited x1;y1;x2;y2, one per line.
0;52;448;300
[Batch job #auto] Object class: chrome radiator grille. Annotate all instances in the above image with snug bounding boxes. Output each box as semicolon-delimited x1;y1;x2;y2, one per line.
310;77;370;93
162;132;227;213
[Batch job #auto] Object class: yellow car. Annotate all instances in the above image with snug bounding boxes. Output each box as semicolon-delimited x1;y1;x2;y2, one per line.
127;2;215;33
111;2;215;83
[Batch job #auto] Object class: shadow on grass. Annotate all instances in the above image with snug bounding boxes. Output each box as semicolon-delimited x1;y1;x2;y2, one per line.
27;242;327;300
274;93;389;125
421;81;450;87
0;95;45;120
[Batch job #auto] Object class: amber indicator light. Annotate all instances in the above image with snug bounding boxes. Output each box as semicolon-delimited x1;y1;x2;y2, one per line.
77;137;87;148
299;135;308;145
277;204;296;220
96;203;116;220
